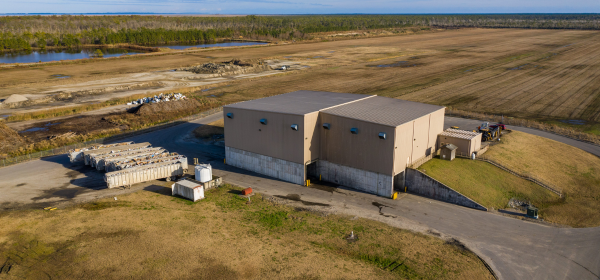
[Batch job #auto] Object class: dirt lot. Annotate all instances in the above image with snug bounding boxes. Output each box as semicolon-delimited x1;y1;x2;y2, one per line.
3;28;600;125
0;184;493;279
4;28;600;157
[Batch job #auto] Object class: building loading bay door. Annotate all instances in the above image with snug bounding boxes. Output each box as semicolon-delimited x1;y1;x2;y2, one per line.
306;160;319;181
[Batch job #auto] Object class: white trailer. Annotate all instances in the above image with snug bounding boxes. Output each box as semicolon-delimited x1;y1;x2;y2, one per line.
83;142;151;165
68;142;133;163
104;158;189;189
93;147;166;170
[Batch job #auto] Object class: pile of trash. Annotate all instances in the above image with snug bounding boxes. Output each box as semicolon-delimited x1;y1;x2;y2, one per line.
177;59;268;75
507;198;531;211
112;153;185;171
127;93;186;106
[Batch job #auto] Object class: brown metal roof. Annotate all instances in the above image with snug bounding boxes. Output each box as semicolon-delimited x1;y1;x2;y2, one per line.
440;128;481;140
321;96;445;127
224;90;373;115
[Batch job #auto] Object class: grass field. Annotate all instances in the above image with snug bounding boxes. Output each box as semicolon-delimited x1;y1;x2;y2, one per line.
419;130;600;228
0;184;493;279
417;158;561;214
484;131;600;227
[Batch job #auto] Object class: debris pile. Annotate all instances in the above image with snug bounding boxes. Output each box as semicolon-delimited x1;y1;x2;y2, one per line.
127;93;186;105
108;152;184;171
72;141;189;189
507;198;531;211
68;142;134;162
177;59;269;75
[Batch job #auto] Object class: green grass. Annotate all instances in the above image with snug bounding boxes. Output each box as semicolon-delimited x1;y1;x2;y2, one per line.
418;157;561;211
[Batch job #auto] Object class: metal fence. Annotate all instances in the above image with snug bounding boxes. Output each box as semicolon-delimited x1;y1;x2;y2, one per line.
1;107;223;168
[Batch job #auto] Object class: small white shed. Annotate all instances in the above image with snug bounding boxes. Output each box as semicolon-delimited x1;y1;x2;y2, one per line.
172;179;204;202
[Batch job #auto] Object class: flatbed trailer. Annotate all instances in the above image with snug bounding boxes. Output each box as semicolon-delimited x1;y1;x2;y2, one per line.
83;142;151;165
68;142;133;163
104;157;188;188
94;147;166;171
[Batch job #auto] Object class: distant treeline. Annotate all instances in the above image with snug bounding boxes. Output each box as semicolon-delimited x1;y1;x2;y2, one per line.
1;14;599;51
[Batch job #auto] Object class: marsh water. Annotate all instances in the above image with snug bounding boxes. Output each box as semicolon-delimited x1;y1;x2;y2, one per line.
0;41;268;64
0;48;144;64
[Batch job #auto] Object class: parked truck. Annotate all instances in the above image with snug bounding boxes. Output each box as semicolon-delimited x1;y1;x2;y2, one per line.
93;147;166;171
68;142;133;163
104;156;188;188
83;142;151;166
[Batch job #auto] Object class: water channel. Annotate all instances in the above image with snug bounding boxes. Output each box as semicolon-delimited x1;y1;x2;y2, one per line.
0;41;268;64
0;48;144;64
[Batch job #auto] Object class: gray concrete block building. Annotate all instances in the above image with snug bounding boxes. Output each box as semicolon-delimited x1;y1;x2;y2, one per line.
224;90;445;197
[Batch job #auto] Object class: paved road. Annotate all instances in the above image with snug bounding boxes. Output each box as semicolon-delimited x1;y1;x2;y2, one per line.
1;113;599;280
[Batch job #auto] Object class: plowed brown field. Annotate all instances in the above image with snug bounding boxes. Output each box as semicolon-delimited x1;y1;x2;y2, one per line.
3;28;600;124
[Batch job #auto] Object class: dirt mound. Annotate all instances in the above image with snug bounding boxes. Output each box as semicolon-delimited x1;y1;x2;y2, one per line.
0;121;26;158
178;59;268;75
135;98;201;116
3;94;29;104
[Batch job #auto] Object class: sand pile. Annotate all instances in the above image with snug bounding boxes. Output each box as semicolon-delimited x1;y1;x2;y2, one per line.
3;94;29;104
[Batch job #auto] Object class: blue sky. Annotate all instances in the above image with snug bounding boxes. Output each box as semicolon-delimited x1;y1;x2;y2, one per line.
2;0;599;14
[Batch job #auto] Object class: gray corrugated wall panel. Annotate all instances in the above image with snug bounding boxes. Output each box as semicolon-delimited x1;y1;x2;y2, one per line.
226;146;304;185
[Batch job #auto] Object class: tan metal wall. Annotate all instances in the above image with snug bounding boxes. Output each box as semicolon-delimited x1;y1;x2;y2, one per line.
438;136;471;155
304;111;320;163
393;122;414;174
319;113;395;175
428;109;446;155
224;108;305;164
472;134;482;154
393;109;445;174
411;115;431;162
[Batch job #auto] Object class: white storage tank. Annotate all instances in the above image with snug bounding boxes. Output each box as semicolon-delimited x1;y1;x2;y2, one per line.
195;164;212;183
172;179;204;202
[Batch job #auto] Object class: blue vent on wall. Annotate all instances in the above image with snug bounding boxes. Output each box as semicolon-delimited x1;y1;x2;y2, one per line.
260;118;267;125
291;124;298;131
323;123;331;130
378;132;387;139
350;128;358;134
226;112;233;119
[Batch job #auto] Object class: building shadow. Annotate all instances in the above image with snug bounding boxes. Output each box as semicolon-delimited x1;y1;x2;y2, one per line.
498;209;528;218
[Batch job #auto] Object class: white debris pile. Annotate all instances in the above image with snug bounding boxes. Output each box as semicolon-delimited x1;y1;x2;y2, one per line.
113;153;185;171
68;142;134;163
127;93;186;106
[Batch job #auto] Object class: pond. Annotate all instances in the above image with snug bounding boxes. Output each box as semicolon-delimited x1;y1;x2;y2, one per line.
0;48;145;64
154;41;268;50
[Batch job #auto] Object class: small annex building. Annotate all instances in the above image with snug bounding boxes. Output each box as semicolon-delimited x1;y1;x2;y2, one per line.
440;144;458;161
223;90;446;197
438;128;482;157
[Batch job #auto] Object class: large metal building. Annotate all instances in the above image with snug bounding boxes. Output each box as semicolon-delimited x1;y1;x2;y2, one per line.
223;90;445;197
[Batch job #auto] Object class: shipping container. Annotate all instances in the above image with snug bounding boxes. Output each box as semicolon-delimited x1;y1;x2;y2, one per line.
172;179;204;202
